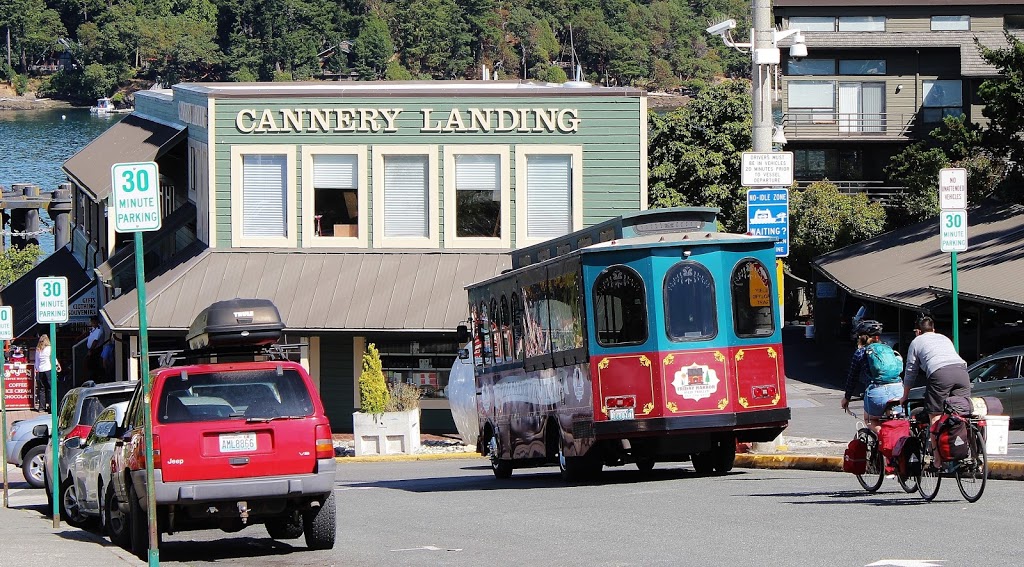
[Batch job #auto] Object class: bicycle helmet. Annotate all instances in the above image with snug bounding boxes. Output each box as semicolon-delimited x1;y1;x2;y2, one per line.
853;319;883;337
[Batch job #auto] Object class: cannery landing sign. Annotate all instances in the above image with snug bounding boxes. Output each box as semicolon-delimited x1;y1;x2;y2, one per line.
234;107;581;134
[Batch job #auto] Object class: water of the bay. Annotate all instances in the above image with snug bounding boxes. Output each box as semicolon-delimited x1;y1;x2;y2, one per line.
0;107;124;254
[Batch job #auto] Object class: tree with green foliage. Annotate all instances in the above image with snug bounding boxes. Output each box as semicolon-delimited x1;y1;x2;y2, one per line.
393;0;473;79
358;342;389;415
977;34;1024;192
352;14;393;80
788;181;886;280
647;79;751;230
0;244;41;287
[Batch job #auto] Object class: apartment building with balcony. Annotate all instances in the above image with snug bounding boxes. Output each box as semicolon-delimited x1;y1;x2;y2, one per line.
773;0;1024;201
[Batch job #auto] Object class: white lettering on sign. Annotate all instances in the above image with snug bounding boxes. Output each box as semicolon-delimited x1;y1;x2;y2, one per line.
742;152;794;187
234;107;581;134
233;311;254;317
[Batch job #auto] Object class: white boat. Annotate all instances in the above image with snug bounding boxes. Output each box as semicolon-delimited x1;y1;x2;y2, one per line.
89;97;132;114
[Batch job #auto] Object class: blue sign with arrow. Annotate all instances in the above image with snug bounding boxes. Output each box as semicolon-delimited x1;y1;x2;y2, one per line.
746;188;789;257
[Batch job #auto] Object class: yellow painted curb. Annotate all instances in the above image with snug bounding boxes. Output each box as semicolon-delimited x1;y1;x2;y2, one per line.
736;453;843;472
987;460;1024;481
336;451;485;464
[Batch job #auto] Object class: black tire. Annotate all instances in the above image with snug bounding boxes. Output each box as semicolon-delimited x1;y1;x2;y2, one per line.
712;438;736;474
558;445;599;482
691;452;714;475
956;426;988;503
855;430;884;493
128;484;148;560
21;445;45;489
917;435;942;501
302;492;336;550
635;457;656;473
487;435;513;479
105;483;130;548
61;476;93;528
897;467;919;493
266;511;305;540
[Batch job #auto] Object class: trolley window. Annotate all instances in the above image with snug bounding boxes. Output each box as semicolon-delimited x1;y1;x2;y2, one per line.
731;259;775;338
593;265;648;346
548;263;584;352
521;267;551;358
664;262;717;341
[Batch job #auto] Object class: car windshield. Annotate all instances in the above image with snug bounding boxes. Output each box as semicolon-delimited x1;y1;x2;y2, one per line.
157;368;315;423
79;391;134;426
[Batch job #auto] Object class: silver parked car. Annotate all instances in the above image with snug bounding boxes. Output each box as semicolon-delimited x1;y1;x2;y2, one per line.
5;414;51;488
65;402;129;531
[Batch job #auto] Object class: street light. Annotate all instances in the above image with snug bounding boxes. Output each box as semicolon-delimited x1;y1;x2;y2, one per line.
707;14;806;152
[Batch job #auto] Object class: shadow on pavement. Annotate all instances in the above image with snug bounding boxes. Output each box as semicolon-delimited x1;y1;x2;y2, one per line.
158;536;301;562
782;326;853;389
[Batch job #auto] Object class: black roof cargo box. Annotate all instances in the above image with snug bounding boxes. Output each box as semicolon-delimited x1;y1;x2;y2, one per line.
186;298;284;351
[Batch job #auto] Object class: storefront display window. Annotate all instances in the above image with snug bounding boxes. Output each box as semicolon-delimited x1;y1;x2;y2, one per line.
371;337;458;400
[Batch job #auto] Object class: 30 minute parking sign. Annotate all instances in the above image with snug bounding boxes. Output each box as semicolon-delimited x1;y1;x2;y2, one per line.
111;161;162;233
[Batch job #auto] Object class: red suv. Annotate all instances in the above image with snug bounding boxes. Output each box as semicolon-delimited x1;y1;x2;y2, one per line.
107;299;336;558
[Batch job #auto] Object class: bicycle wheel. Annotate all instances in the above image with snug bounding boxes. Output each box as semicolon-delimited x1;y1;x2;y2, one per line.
917;433;942;501
856;429;884;493
897;459;919;494
956;425;988;503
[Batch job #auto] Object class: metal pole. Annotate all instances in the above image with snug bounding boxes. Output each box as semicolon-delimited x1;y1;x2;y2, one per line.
752;0;774;153
135;234;159;566
1;346;7;508
952;251;959;352
50;322;58;528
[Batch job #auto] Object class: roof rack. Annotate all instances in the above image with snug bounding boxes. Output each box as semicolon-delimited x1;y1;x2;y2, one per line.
146;343;305;368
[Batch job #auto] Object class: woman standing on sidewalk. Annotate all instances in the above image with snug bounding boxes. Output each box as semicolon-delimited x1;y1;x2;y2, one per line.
33;333;60;412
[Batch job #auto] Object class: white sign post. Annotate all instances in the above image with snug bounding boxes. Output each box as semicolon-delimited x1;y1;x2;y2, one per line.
938;168;968;352
742;152;794;187
111;162;162;232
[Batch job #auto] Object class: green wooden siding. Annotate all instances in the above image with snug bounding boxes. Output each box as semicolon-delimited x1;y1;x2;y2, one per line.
209;95;643;248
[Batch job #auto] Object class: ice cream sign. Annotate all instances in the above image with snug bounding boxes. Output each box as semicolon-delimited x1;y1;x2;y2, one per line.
671;364;720;401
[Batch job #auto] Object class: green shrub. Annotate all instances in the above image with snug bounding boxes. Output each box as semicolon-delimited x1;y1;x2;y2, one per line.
13;74;28;96
385;382;421;412
358;343;389;415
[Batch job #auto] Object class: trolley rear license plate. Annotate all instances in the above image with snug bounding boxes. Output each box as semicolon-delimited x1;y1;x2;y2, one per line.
609;408;634;421
219;432;257;453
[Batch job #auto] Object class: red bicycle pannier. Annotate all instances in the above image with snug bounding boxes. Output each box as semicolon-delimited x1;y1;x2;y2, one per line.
878;419;911;459
932;414;970;462
892;435;920;478
843;437;868;474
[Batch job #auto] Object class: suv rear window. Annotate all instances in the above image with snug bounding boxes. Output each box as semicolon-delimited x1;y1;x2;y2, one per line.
79;392;134;426
157;368;315;423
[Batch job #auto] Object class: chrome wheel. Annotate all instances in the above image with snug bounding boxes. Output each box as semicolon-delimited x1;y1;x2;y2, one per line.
488;436;512;479
62;479;90;527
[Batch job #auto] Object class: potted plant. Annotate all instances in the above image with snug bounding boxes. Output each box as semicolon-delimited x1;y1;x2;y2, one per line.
352;343;421;455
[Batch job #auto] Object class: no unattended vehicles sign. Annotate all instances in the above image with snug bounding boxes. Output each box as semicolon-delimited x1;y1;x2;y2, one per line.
111;161;162;233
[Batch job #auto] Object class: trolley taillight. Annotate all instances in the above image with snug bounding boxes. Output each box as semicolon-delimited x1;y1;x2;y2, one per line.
605;395;636;408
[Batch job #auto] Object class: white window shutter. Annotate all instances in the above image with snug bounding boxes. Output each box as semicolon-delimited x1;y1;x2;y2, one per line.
313;154;357;189
242;154;287;237
456;155;499;195
526;155;571;238
383;155;428;237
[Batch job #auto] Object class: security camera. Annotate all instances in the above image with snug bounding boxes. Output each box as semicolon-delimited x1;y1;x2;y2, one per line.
789;31;808;58
706;19;737;36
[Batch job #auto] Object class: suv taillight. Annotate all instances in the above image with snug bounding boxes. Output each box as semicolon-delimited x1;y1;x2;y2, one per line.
152;433;162;469
65;424;91;441
315;424;334;459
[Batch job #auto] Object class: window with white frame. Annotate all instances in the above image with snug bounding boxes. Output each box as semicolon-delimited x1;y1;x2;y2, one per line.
922;80;963;123
443;146;510;248
838;16;885;32
230;145;296;247
301;146;367;246
372;146;438;248
789;17;835;32
514;146;583;247
788;81;836;124
932;16;970;31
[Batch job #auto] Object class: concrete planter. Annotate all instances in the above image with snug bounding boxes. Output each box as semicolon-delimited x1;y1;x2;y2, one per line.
352;409;421;455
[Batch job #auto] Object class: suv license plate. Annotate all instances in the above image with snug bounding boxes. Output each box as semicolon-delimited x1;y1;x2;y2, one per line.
609;408;634;421
220;432;257;453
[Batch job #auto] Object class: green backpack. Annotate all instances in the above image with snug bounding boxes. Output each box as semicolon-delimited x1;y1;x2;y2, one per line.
865;343;902;384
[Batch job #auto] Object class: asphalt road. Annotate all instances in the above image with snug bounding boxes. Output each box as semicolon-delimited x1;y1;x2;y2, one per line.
144;458;1019;566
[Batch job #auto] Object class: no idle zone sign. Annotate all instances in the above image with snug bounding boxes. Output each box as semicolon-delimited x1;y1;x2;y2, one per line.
111;161;162;233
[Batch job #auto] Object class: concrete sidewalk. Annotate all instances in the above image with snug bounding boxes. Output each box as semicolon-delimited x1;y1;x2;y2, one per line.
0;468;142;566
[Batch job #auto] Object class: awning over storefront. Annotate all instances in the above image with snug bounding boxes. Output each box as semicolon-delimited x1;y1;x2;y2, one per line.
1;246;94;338
814;203;1024;310
102;250;512;332
62;114;186;201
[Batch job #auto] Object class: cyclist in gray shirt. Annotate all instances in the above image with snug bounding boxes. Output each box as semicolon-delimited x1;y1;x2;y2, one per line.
900;315;971;467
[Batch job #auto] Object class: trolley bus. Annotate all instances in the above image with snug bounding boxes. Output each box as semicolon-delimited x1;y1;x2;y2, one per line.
449;207;790;480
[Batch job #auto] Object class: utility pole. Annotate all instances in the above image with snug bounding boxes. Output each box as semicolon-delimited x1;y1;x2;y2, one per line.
751;0;773;153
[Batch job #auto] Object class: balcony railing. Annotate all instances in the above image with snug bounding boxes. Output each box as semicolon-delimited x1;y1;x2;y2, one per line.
795;180;905;204
782;111;929;140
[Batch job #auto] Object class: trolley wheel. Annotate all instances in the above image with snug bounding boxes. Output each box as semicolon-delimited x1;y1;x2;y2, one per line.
691;452;714;475
955;426;988;503
488;436;512;479
855;429;884;493
635;457;656;473
712;437;736;474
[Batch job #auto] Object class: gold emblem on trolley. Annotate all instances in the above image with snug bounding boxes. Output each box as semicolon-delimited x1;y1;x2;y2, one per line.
667;401;678;412
640;402;654;415
663;353;675;366
767;347;777;359
772;392;781;405
598;358;610;370
734;350;745;362
738;397;749;408
717;398;729;410
714;351;725;362
639;355;651;367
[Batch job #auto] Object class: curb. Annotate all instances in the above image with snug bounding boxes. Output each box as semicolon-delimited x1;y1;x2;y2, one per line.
736;453;1024;481
336;452;484;464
